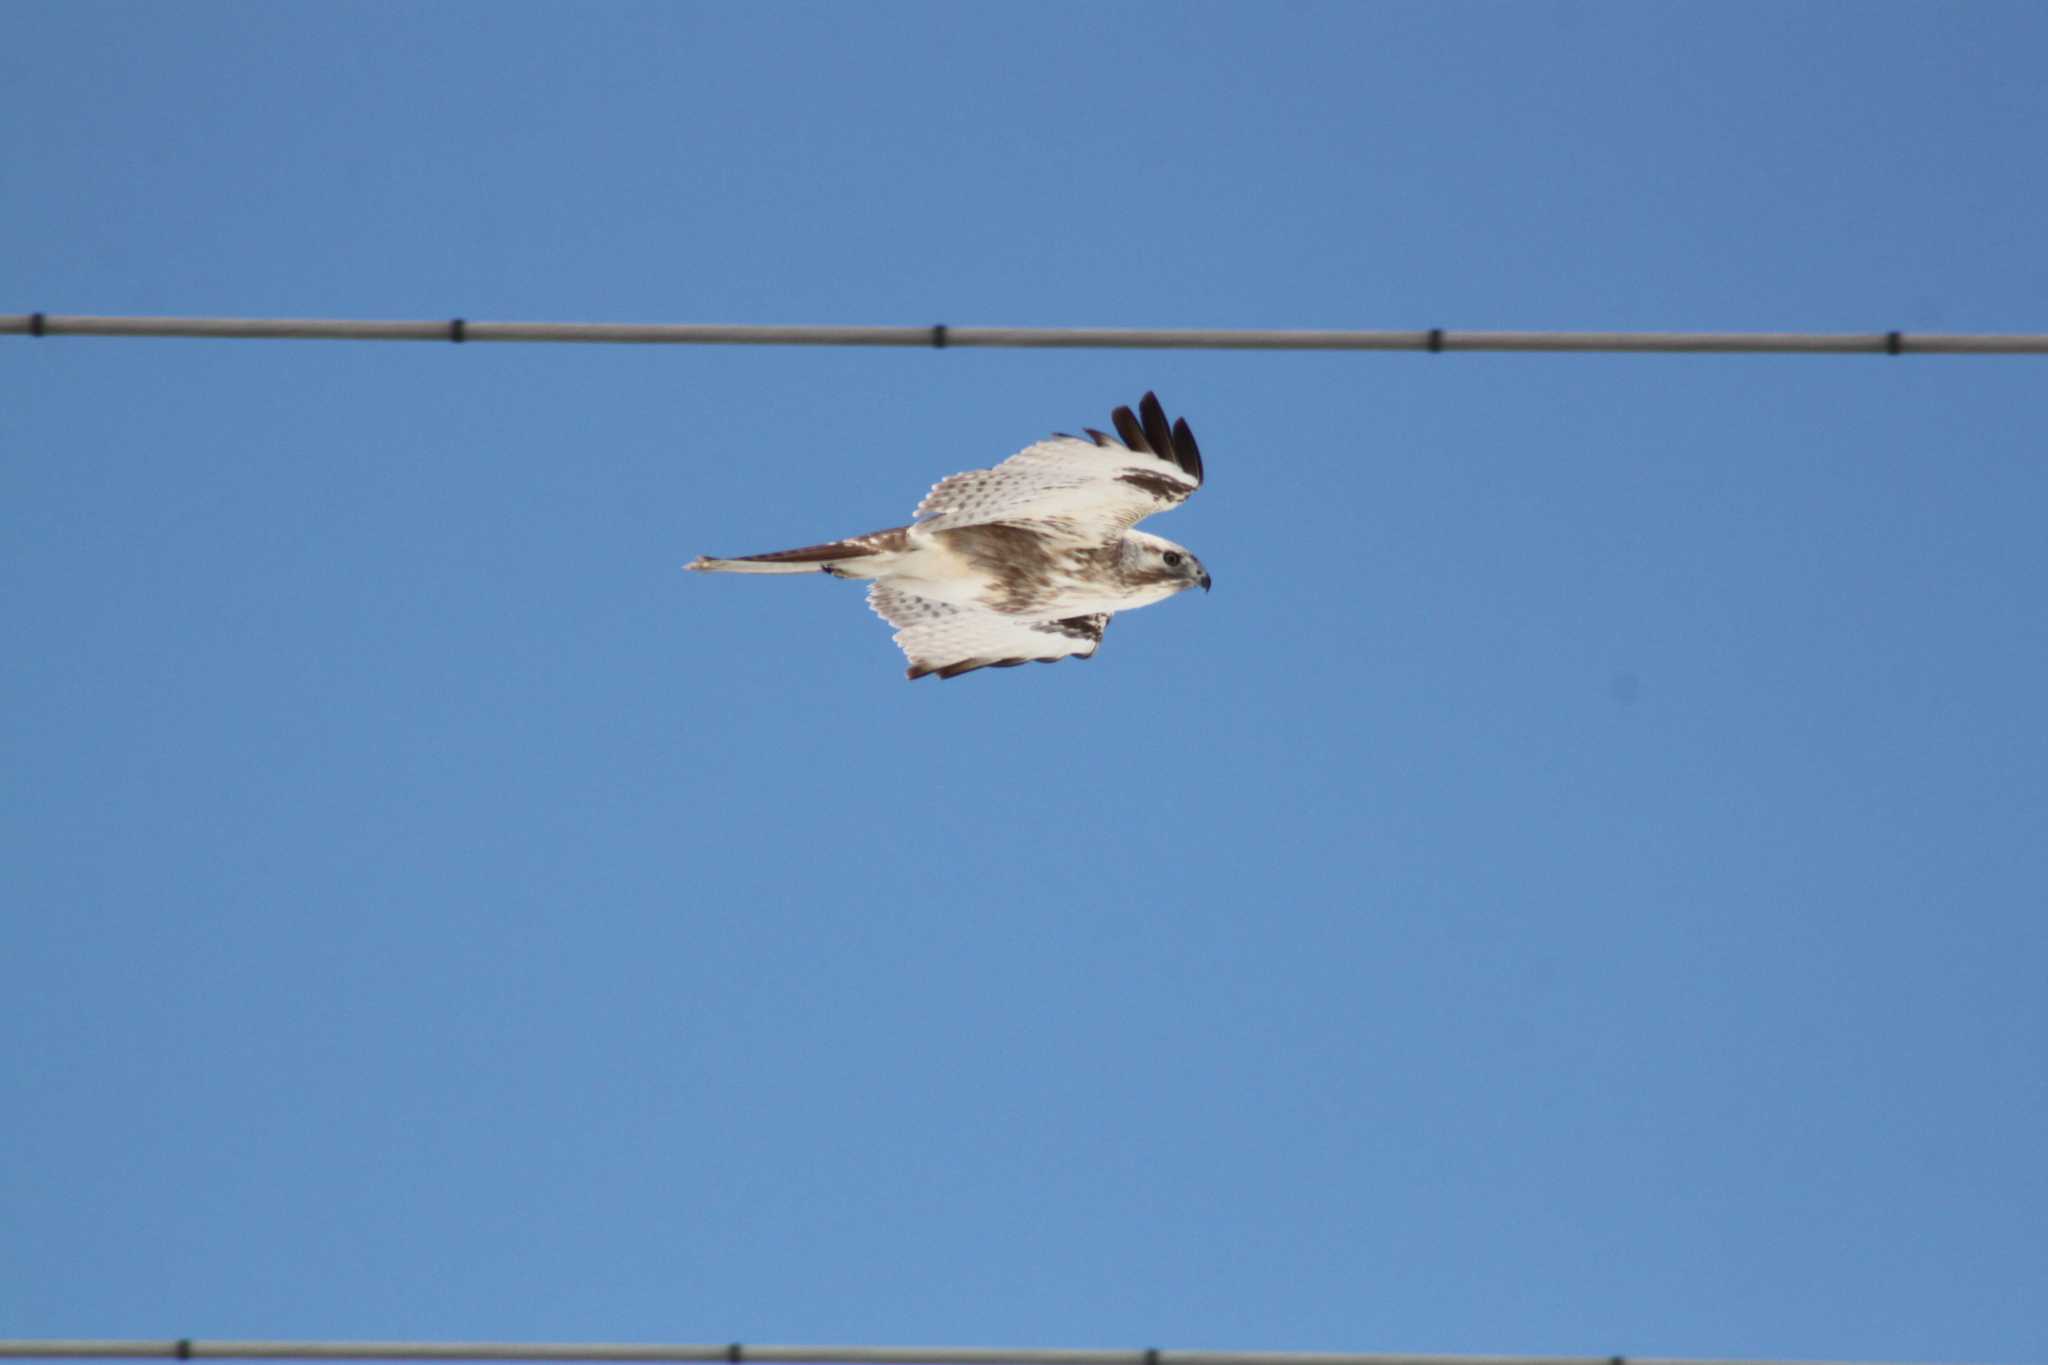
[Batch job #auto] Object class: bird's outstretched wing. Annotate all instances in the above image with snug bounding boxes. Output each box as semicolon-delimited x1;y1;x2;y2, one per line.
869;584;1110;680
913;391;1203;535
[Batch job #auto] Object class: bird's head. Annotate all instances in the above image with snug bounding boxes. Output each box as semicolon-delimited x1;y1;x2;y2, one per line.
1126;530;1212;596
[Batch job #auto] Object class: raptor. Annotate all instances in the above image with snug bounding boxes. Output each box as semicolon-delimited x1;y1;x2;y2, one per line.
689;392;1210;679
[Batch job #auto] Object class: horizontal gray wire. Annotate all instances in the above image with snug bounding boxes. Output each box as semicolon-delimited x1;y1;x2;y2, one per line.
0;1343;1973;1365
4;314;2047;354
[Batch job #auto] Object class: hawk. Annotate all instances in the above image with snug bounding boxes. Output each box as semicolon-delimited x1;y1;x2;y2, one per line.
689;392;1210;679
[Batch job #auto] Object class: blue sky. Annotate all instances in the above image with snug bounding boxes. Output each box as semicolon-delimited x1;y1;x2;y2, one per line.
3;3;2044;1361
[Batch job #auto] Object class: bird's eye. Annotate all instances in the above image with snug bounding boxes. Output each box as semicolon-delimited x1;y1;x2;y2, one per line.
1163;551;1183;567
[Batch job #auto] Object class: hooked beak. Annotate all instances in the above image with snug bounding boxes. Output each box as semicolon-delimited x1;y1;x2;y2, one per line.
1199;571;1213;592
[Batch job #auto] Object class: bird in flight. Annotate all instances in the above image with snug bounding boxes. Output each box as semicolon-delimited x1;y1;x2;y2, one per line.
689;392;1210;679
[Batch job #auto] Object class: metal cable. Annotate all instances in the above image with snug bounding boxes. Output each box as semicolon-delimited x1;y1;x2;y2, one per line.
4;314;2046;354
0;1342;1967;1365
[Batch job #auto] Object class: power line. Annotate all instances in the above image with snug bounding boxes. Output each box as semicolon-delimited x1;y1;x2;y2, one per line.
0;1344;1964;1365
4;313;2047;354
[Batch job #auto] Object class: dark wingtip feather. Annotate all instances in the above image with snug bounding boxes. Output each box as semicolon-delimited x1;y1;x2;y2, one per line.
1089;394;1202;484
1171;416;1203;483
1111;393;1202;484
1110;405;1147;453
1138;393;1175;467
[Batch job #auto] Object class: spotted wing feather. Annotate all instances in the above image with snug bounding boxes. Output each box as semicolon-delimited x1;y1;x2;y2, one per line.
913;391;1202;535
869;585;1110;680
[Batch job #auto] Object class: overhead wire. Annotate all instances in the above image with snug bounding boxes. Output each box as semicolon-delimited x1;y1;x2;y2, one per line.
5;314;2047;354
0;1344;1964;1365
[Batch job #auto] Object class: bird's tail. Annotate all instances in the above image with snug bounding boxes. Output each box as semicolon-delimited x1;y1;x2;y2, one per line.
687;527;910;576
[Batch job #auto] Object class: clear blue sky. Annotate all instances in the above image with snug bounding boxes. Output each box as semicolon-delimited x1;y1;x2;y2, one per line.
3;3;2044;1361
